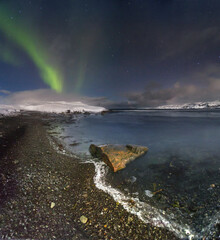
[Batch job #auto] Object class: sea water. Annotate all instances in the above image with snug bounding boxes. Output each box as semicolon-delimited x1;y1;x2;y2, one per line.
51;110;220;238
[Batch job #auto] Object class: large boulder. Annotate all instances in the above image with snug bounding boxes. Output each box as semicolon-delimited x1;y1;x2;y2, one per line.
89;144;148;172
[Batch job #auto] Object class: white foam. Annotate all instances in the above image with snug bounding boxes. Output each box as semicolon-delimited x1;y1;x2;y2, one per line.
199;212;220;237
85;159;196;239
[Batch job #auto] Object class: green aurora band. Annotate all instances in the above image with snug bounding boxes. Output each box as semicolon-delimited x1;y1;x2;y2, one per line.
0;6;63;92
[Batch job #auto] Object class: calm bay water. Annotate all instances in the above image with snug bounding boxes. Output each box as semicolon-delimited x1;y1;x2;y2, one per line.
52;110;220;238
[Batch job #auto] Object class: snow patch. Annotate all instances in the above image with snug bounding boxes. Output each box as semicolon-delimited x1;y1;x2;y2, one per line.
0;104;20;116
0;100;106;116
157;101;220;110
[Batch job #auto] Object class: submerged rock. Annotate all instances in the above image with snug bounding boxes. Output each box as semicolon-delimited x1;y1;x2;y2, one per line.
89;144;148;172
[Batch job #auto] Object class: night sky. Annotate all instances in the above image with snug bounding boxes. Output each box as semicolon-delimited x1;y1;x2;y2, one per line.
0;0;220;107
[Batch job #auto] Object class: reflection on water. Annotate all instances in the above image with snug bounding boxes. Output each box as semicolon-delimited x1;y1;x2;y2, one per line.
52;110;220;237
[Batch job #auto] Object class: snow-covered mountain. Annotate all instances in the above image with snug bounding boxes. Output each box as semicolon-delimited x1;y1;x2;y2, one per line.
157;101;220;110
0;100;106;116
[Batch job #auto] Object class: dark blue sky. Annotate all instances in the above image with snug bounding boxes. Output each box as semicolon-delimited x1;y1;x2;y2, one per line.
0;0;220;107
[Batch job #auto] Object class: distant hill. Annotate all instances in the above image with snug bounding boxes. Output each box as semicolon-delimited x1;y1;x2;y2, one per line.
157;101;220;110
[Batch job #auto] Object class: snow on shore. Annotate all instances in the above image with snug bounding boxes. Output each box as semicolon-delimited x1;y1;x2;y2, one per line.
0;104;21;116
157;101;220;110
0;101;106;116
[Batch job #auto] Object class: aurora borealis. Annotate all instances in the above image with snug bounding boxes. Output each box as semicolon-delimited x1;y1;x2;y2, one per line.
0;4;63;92
1;0;220;107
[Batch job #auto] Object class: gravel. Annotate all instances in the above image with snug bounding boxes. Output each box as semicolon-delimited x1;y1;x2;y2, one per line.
0;113;178;239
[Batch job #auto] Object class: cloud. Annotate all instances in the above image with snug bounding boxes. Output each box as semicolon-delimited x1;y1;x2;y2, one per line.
0;88;111;108
159;27;220;60
125;82;184;107
0;89;106;114
0;88;134;110
0;89;11;94
1;62;220;110
125;65;220;107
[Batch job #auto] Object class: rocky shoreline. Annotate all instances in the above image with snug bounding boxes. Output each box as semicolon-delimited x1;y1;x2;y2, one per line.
0;113;178;239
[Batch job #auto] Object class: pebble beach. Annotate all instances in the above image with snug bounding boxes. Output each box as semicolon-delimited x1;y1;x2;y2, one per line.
0;113;178;240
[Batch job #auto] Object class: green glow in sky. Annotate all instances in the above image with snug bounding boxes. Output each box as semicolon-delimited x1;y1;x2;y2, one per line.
0;6;63;92
0;44;20;66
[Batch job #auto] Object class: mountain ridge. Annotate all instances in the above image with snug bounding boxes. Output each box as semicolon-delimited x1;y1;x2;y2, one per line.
157;101;220;110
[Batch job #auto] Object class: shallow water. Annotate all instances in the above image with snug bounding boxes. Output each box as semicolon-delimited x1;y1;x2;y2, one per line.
51;110;220;238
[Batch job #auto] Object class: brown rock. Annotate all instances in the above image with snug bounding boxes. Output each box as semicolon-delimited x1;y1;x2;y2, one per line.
89;144;148;172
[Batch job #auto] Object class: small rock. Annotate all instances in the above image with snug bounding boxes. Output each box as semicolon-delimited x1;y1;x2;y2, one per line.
0;173;6;182
82;192;88;198
145;190;153;198
128;216;133;223
50;202;55;208
128;199;135;206
69;142;80;147
126;176;137;184
80;215;88;224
